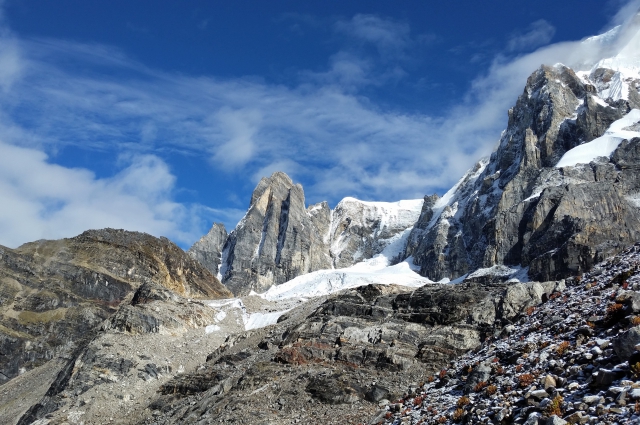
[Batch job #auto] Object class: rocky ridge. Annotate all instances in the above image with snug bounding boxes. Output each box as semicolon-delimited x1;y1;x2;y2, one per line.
216;172;422;296
117;276;566;424
187;223;228;278
379;243;640;425
0;228;230;398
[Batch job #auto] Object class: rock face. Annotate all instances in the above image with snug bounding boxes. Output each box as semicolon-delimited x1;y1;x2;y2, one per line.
0;228;230;387
220;172;332;295
405;63;640;282
329;198;423;268
125;279;563;425
219;172;423;295
187;222;227;276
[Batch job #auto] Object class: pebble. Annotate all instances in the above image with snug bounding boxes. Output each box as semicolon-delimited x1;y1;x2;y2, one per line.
380;245;640;425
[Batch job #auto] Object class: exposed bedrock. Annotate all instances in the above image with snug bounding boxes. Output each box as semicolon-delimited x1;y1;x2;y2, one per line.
405;64;640;281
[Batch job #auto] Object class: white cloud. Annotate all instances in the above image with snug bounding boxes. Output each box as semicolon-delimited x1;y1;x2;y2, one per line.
507;20;556;52
334;14;412;57
0;142;241;248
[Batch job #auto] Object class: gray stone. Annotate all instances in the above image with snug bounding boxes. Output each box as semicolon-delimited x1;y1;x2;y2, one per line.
592;369;616;388
465;362;492;393
582;395;604;405
529;389;550;400
543;375;557;390
612;326;640;361
546;415;567;425
188;223;228;276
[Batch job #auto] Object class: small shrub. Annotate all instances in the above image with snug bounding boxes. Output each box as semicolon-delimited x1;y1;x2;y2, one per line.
545;395;564;417
515;364;523;373
485;384;498;396
606;303;626;323
413;396;424;406
539;341;550;349
607;303;624;315
631;316;640;326
518;373;535;388
495;365;504;375
456;396;470;407
556;341;570;356
437;416;448;424
473;381;487;392
439;369;447;379
427;375;434;383
492;357;500;363
631;362;640;378
526;306;536;316
451;408;465;422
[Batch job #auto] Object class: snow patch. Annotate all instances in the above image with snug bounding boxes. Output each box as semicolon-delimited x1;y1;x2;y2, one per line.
205;324;220;334
243;310;291;330
464;265;530;283
556;109;640;168
205;298;290;331
261;227;432;301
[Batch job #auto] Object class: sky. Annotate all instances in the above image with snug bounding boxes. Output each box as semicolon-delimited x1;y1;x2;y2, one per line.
0;0;637;249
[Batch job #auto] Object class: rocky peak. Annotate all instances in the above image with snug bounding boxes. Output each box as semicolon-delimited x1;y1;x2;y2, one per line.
217;173;423;296
187;222;227;277
220;172;331;296
405;59;640;282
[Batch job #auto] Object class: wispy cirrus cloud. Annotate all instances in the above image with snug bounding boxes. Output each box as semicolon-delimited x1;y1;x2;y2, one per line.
507;19;556;52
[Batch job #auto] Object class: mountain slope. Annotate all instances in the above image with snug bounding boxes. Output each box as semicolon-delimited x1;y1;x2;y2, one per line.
404;59;640;282
0;228;230;389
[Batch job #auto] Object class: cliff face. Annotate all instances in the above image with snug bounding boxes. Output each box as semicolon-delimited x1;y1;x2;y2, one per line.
187;223;228;277
0;228;230;386
219;172;332;295
217;173;424;296
405;63;640;282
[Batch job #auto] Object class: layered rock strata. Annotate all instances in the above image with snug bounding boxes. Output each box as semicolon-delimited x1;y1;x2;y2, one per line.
130;279;564;425
0;228;230;387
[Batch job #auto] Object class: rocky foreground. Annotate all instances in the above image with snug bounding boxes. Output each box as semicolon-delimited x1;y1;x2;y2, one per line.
379;243;640;425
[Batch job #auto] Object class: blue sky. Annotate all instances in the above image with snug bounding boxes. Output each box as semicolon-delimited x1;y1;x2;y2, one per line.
0;0;637;249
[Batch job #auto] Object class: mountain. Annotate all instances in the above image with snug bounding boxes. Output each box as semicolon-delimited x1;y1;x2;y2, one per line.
405;62;640;283
183;23;640;295
0;228;230;390
214;172;422;296
4;18;640;425
187;223;228;277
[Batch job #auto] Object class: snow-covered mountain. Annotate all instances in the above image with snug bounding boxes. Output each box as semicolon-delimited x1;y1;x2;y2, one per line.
188;19;640;297
403;23;640;283
204;171;425;296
